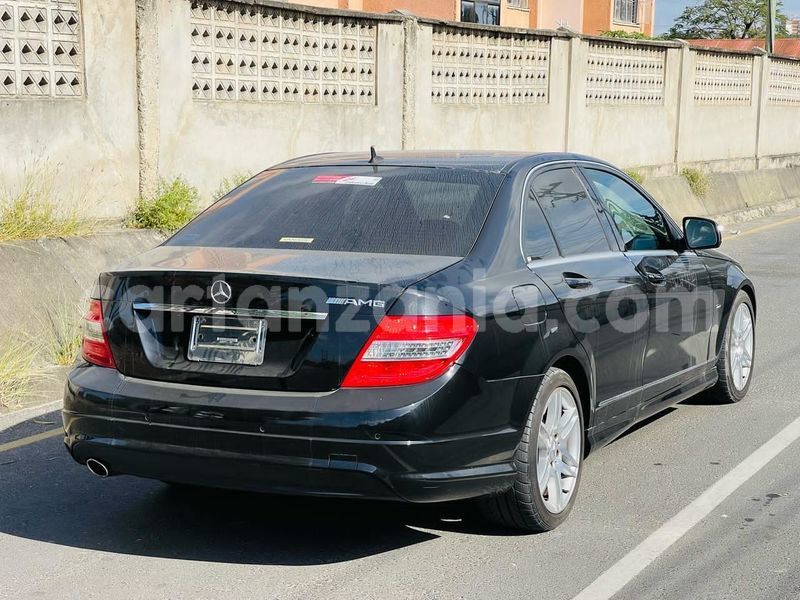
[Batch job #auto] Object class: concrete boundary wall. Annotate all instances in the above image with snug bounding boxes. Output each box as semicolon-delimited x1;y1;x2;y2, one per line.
643;165;800;224
0;0;140;218
1;0;800;217
0;231;164;346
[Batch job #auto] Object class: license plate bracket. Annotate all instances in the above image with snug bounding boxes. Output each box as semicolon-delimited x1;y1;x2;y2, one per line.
187;315;267;366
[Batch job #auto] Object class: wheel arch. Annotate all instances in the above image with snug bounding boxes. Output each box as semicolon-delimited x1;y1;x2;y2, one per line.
714;278;756;358
738;280;756;317
548;352;593;455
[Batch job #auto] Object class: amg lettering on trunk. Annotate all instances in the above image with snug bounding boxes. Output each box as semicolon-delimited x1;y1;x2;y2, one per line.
326;297;386;308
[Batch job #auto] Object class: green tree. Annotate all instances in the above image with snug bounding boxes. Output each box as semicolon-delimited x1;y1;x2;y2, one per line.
600;30;651;39
667;0;788;39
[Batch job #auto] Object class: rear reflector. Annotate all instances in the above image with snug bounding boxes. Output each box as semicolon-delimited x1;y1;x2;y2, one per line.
82;299;116;369
342;315;478;388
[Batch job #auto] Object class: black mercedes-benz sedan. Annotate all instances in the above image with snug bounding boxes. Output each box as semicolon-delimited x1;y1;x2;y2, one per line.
64;151;756;531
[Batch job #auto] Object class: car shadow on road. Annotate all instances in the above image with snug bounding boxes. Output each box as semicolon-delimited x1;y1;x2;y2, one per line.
0;426;526;566
608;388;738;448
606;407;679;447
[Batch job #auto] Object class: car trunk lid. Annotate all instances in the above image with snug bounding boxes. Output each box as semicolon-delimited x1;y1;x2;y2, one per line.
101;246;460;392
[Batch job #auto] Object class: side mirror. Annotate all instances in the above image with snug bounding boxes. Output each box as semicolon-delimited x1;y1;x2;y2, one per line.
683;217;721;250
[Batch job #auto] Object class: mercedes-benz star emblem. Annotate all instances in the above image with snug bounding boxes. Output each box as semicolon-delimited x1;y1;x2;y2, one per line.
210;280;232;304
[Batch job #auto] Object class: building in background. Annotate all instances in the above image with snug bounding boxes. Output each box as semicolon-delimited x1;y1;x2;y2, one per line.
284;1;534;28
581;0;655;36
284;0;655;36
536;0;654;35
788;17;800;35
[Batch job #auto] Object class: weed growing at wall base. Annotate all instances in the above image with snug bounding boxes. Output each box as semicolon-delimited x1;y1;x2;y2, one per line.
0;170;96;242
129;178;200;232
43;302;84;367
681;168;711;198
0;338;42;410
625;169;646;185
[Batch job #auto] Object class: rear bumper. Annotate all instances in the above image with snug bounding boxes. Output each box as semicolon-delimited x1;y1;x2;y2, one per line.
63;363;522;502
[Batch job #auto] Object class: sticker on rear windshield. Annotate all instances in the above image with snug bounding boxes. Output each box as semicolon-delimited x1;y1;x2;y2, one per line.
312;175;382;187
279;237;314;243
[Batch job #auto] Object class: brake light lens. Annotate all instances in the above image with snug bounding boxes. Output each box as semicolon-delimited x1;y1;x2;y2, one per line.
82;299;116;369
342;315;478;388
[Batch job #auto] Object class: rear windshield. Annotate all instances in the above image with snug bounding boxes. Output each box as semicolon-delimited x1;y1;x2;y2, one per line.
167;166;505;257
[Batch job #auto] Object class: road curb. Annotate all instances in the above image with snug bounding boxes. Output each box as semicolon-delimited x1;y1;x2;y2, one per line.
0;400;62;433
713;197;800;226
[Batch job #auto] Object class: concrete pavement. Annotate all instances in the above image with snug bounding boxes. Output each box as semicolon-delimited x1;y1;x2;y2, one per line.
1;209;800;600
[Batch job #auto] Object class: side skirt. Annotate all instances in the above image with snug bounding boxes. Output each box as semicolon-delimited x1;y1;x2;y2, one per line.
586;362;718;452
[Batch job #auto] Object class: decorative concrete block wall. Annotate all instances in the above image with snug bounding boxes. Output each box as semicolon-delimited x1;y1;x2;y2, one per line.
693;51;753;106
0;0;83;98
585;41;665;105
189;0;377;104
768;58;800;106
0;0;139;218
155;0;403;200
2;0;800;217
430;25;549;104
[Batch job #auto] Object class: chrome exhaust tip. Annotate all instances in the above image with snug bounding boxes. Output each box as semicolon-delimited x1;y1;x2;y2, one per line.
86;458;110;479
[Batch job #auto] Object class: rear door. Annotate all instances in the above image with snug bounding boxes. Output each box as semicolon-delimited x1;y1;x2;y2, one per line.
525;166;649;437
581;167;714;411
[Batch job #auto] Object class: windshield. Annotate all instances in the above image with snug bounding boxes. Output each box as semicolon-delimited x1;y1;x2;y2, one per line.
167;166;505;257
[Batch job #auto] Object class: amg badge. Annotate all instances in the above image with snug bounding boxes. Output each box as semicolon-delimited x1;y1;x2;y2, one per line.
326;297;386;308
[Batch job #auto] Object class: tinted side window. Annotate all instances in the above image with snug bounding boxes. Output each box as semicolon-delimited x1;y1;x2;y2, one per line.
584;169;673;251
523;192;559;261
531;168;610;257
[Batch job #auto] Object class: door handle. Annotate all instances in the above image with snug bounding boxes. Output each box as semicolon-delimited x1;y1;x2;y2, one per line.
563;273;593;289
641;266;666;285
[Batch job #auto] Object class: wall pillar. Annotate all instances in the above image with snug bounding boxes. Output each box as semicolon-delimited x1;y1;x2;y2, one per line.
673;40;692;173
400;15;420;150
754;49;770;169
136;0;161;199
563;30;585;153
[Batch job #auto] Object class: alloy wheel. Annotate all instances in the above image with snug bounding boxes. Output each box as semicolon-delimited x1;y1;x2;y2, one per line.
729;302;754;391
536;386;581;514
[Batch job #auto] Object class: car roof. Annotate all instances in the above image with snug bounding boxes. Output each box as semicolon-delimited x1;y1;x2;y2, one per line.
271;151;614;174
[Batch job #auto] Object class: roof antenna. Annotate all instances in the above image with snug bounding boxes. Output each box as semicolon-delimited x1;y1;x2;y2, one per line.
369;145;383;164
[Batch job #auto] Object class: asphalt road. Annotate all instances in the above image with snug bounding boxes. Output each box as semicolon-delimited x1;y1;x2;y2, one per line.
2;209;800;600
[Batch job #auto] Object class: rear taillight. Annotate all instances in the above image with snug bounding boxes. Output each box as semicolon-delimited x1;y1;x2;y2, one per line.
82;299;116;369
342;315;478;388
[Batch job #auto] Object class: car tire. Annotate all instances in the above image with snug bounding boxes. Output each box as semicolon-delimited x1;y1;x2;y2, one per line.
479;367;584;532
708;290;755;403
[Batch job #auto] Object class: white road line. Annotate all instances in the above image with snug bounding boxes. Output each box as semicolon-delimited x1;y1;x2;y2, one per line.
573;414;800;600
0;428;63;453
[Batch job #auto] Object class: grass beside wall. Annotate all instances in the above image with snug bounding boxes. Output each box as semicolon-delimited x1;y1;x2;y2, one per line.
128;178;200;233
625;169;646;185
0;173;96;242
681;167;711;198
0;338;42;410
43;303;84;367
